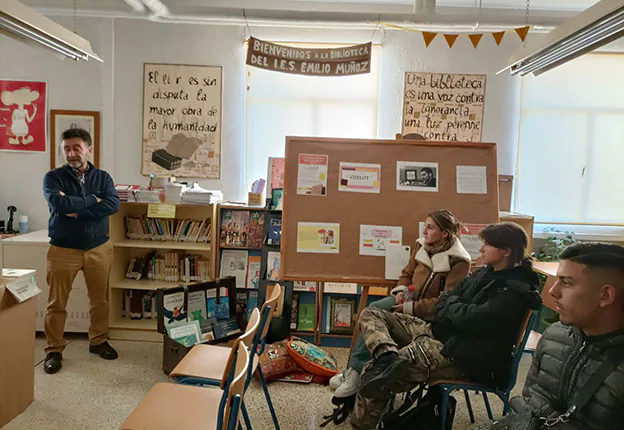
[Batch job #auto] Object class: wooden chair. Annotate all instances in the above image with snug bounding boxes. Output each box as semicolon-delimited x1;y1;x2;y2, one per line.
429;310;537;429
170;284;283;430
121;341;250;430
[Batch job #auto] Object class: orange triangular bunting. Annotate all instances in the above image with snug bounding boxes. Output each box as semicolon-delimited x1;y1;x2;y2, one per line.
469;33;483;48
422;31;438;47
444;34;459;48
492;31;505;46
515;26;530;41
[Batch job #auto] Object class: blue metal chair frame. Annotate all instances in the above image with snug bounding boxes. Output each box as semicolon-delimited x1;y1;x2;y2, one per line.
434;311;538;429
174;304;280;430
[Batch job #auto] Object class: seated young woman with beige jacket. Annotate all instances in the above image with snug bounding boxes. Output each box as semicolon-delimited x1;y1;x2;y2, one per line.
330;209;471;398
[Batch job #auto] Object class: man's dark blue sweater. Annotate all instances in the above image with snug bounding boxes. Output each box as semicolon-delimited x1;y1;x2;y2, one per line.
43;163;120;250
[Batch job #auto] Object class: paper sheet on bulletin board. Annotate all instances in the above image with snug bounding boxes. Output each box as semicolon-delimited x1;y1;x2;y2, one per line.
141;63;222;178
402;72;486;142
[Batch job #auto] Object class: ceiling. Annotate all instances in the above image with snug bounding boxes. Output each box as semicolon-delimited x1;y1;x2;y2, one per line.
21;0;601;29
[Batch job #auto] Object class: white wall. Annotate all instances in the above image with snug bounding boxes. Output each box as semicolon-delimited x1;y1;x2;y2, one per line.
0;16;524;231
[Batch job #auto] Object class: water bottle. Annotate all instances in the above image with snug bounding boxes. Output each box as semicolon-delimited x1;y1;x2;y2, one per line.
18;215;28;234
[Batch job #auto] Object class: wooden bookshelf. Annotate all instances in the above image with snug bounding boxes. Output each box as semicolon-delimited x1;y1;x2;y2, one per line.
108;202;217;341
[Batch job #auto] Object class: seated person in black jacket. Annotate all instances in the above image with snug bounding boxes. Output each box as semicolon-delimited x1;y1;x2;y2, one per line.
351;222;542;430
481;243;624;430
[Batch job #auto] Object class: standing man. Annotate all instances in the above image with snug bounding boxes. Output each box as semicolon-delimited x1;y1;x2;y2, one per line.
42;128;120;374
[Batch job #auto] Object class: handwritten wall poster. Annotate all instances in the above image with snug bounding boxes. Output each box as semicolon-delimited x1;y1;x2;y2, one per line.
385;244;411;280
402;72;486;142
339;162;381;193
360;225;403;256
267;157;285;191
0;80;47;152
457;165;487;194
142;63;222;178
297;222;340;254
297;154;328;196
246;37;372;77
460;223;488;261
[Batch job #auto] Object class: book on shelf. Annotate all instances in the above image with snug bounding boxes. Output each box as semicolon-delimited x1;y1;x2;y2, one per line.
220;209;250;248
297;303;315;332
329;296;356;334
124;216;211;243
324;282;358;294
220;250;248;288
294;281;317;292
290;293;299;330
131;251;210;283
247;291;258;319
248;211;264;249
267;157;285;191
267;218;282;246
267;251;281;281
122;290;157;320
246;256;261;289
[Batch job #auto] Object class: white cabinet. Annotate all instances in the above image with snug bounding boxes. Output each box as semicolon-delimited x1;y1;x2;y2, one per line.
1;230;90;333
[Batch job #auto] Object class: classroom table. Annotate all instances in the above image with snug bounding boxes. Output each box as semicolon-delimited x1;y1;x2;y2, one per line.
533;261;559;312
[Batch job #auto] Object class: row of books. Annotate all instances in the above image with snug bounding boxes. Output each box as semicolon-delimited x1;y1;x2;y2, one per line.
290;293;315;332
219;209;264;248
125;251;211;283
122;290;157;319
125;216;212;243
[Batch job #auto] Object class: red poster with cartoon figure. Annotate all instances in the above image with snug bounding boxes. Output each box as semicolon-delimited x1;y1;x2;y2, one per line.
0;80;47;152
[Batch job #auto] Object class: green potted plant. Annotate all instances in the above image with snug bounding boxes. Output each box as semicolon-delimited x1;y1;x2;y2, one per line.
533;228;577;327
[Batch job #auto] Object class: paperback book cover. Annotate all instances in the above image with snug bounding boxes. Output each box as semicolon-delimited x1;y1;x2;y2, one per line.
188;290;207;322
267;251;281;281
220;210;250;247
290;293;300;330
248;211;264;249
213;318;242;340
163;292;187;327
294;281;317;292
247;291;259;319
216;300;230;320
220;250;249;289
297;303;315;332
267;218;282;246
246;256;261;289
166;320;201;347
206;288;217;319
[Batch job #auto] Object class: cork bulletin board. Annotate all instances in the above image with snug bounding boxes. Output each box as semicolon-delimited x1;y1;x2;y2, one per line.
281;137;499;284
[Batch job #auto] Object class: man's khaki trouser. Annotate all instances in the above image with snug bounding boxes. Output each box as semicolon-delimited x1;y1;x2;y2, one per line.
44;240;113;353
351;308;465;430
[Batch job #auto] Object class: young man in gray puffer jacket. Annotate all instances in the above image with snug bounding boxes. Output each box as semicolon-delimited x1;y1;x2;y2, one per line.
490;242;624;430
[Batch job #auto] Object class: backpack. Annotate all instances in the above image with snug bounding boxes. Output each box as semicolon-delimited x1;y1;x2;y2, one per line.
320;394;356;427
380;385;456;430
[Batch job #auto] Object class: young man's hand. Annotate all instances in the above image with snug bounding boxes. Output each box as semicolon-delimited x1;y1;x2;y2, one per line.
96;197;102;203
392;304;404;313
66;213;78;218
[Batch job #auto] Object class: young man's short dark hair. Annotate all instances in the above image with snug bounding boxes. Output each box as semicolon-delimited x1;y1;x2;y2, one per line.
61;128;92;147
560;242;624;310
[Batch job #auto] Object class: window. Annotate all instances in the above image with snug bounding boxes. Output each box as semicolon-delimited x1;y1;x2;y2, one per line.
244;43;381;196
516;54;624;224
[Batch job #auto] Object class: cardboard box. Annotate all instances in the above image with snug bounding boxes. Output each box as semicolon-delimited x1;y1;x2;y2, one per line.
498;175;514;212
0;275;38;428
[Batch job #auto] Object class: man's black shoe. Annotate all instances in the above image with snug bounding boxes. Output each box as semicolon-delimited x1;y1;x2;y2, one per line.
359;352;411;399
89;341;118;360
44;352;63;374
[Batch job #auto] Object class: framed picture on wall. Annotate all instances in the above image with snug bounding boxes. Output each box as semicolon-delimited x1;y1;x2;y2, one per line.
50;110;100;169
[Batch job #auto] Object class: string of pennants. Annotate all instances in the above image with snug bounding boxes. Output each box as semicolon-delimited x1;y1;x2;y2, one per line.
382;22;531;48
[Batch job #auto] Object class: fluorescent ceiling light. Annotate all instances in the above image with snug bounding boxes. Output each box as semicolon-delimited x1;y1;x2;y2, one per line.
0;0;102;62
501;0;624;76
